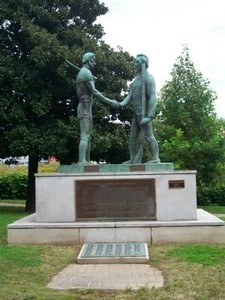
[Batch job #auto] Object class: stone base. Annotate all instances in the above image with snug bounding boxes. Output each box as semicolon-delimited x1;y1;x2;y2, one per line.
7;210;225;245
57;163;174;173
35;170;197;222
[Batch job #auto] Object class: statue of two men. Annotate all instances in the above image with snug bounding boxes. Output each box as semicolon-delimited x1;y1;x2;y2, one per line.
75;52;160;165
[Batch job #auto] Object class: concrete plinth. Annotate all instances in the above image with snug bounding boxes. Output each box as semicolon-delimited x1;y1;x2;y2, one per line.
35;170;197;222
7;210;225;245
57;163;174;173
7;164;225;245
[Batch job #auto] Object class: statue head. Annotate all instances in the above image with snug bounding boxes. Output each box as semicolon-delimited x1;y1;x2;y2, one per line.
82;52;96;70
136;54;149;68
82;52;95;63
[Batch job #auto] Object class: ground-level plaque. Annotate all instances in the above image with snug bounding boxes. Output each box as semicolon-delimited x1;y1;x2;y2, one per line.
77;242;149;264
76;178;156;221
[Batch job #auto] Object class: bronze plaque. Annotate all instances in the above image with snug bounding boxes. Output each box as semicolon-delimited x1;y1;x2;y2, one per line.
84;165;99;173
130;165;145;172
76;178;156;220
169;180;185;188
80;242;146;257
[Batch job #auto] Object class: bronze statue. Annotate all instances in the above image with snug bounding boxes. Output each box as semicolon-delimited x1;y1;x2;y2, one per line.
119;54;160;164
76;52;118;165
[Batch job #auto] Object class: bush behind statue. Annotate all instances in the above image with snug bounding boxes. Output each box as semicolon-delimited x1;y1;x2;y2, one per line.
0;172;225;206
197;184;225;206
0;173;27;199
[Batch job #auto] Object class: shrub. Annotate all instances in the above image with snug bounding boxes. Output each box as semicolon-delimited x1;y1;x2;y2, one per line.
197;184;225;206
0;164;224;205
0;173;27;199
0;163;58;200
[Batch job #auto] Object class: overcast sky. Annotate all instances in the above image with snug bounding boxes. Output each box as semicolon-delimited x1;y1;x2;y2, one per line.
97;0;225;118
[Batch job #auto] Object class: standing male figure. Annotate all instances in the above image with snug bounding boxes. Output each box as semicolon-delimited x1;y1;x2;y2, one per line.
76;52;117;165
119;54;160;164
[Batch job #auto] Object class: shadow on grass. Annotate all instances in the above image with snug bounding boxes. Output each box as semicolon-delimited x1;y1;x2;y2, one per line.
0;205;26;214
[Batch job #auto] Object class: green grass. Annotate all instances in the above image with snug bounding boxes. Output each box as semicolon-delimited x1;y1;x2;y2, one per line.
0;205;225;299
199;205;225;214
0;206;27;244
0;199;25;204
166;244;225;266
0;162;59;174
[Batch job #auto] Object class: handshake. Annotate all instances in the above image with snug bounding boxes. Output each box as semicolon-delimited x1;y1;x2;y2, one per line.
108;99;121;109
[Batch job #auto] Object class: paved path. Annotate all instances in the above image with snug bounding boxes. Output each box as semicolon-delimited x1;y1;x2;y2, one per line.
48;264;164;290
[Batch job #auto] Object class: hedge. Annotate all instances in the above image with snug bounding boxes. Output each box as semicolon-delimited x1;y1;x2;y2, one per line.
0;172;225;205
0;173;27;199
197;184;225;206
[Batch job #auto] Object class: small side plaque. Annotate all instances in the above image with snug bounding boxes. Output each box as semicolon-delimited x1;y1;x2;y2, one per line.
130;165;145;172
169;180;185;188
84;165;99;173
77;242;149;264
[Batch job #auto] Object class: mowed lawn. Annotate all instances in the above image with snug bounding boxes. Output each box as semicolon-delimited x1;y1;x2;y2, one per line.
0;204;225;299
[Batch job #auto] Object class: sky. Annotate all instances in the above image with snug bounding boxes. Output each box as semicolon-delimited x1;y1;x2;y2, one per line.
97;0;225;118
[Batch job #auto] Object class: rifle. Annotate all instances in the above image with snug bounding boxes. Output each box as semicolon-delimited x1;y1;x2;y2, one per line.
133;62;146;164
65;59;80;71
65;59;97;80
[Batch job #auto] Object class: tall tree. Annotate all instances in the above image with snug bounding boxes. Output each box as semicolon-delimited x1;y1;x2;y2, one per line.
0;0;135;212
156;46;225;185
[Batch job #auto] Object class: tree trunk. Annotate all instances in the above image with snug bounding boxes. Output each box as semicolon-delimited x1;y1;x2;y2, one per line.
25;154;39;213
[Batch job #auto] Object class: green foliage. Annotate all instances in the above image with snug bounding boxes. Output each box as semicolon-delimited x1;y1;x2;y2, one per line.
197;184;225;206
91;120;130;163
0;0;135;210
158;128;191;169
156;46;225;185
167;245;225;266
0;0;135;163
0;173;27;199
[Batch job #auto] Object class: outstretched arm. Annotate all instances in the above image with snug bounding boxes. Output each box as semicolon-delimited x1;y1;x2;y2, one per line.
86;80;119;108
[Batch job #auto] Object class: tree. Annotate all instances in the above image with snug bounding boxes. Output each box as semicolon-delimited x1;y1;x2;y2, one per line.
0;0;135;212
156;46;225;185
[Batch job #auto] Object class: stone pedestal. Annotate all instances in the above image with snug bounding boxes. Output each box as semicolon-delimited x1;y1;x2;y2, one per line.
7;210;225;245
8;163;224;245
35;164;197;223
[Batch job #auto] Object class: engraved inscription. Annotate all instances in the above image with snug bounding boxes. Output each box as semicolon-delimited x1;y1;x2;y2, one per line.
115;244;122;256
96;244;104;256
81;242;146;257
85;244;94;256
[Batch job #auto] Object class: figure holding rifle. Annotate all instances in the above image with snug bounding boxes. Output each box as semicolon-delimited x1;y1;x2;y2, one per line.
119;54;160;164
